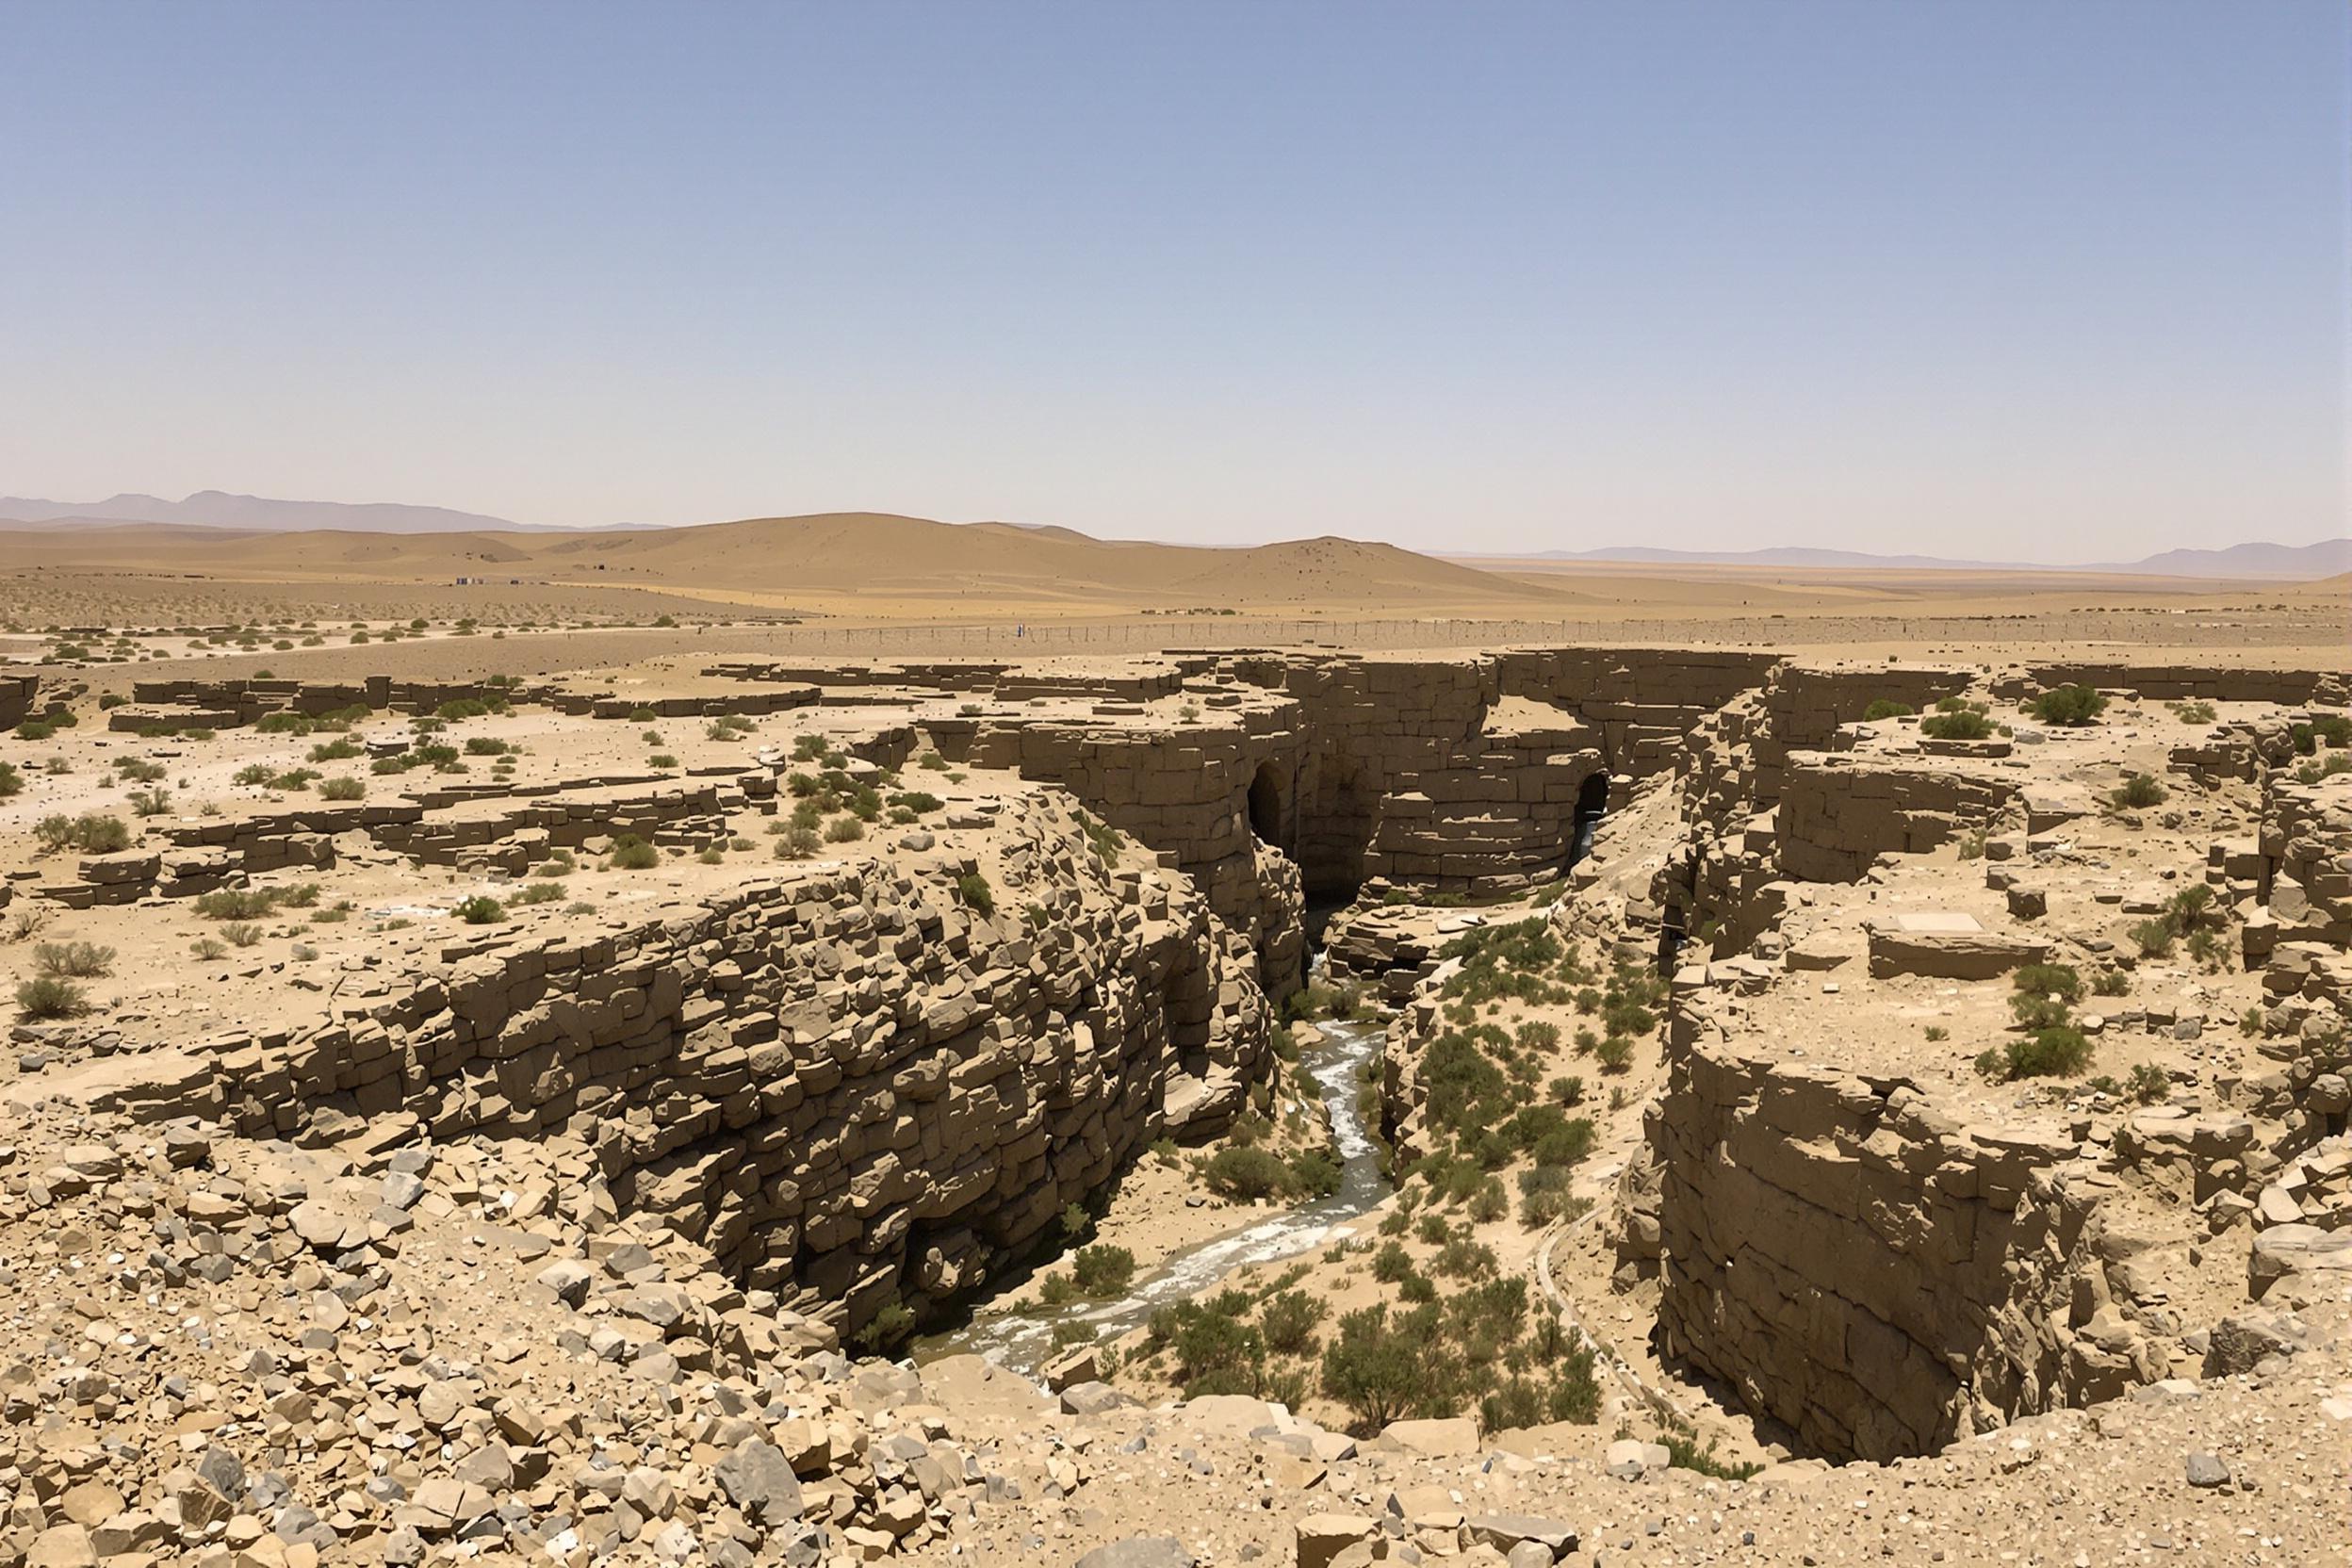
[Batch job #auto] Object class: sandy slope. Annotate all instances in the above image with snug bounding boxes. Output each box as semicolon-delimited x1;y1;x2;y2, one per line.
0;513;1572;612
3;513;2343;642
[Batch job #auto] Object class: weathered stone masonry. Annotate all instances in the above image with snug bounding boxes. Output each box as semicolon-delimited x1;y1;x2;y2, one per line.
1641;998;2164;1462
87;795;1270;1336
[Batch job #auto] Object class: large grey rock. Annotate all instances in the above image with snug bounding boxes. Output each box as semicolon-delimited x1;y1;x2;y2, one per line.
1867;914;2051;979
713;1439;803;1524
1058;1380;1138;1415
1467;1514;1578;1557
1295;1513;1378;1568
2250;1223;2352;1296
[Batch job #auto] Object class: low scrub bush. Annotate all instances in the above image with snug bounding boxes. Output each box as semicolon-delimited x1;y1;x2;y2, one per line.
2030;684;2108;727
34;941;113;978
956;872;994;914
1976;1025;2091;1082
15;976;89;1020
35;813;130;854
1260;1290;1329;1356
1198;1146;1295;1202
1919;705;1994;742
1070;1244;1136;1296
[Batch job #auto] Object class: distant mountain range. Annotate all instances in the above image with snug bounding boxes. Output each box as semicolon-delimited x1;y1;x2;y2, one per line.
0;490;645;535
1480;538;2352;580
4;492;2344;580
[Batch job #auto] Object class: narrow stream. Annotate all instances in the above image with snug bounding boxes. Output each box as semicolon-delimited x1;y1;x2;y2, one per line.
914;1013;1394;1381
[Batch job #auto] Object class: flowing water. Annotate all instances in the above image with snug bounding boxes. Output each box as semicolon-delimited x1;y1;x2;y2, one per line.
914;1013;1394;1381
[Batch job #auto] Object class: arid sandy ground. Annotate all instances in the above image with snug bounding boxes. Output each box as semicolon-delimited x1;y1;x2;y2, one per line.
0;520;2345;1568
4;516;2344;691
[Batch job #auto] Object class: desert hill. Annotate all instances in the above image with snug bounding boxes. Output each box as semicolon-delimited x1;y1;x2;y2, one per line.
0;511;1573;613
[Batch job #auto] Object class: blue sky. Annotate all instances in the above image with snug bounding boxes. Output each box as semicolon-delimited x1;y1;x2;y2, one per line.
1;1;2344;557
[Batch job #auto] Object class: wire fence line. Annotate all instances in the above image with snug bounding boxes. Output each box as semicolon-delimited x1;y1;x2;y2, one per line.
733;611;2344;661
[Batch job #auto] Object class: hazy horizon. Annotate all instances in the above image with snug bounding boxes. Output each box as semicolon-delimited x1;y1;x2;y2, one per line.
3;1;2344;558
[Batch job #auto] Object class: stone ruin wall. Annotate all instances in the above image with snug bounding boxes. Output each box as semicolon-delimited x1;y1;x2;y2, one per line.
958;647;1782;997
1614;661;2352;1462
1773;753;2019;884
74;793;1270;1338
1630;996;2165;1462
0;674;41;731
64;650;2349;1390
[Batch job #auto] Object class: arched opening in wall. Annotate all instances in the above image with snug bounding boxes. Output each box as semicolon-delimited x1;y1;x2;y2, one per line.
1568;770;1609;868
1657;906;1687;973
1248;760;1287;848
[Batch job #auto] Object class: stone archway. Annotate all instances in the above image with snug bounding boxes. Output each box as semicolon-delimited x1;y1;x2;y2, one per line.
1569;769;1609;867
1247;759;1288;848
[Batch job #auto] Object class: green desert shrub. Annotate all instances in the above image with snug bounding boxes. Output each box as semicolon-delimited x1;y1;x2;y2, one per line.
34;941;113;978
15;976;89;1020
1198;1146;1294;1202
1919;704;1994;741
1260;1290;1329;1356
1070;1244;1136;1297
2030;684;2108;727
34;813;130;854
1976;1025;2091;1082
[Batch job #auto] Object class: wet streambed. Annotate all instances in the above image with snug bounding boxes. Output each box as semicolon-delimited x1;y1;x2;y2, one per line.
914;1014;1393;1381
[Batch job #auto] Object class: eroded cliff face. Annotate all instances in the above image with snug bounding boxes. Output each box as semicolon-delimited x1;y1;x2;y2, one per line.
1641;997;2163;1462
1594;662;2352;1463
960;648;1756;992
60;792;1271;1335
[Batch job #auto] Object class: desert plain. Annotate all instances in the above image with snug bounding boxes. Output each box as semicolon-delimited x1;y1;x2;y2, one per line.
0;513;2345;1568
